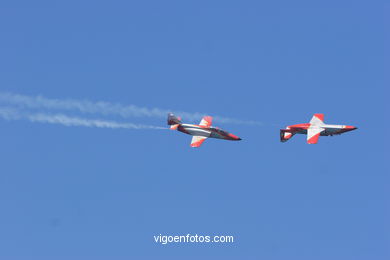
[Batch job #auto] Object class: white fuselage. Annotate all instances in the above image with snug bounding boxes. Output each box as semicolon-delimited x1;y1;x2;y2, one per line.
179;124;212;137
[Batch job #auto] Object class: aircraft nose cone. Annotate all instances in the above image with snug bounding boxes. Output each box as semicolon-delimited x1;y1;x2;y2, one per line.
228;133;241;140
345;125;357;131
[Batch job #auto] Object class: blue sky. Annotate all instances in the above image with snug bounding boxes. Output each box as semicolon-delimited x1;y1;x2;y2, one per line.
0;1;388;259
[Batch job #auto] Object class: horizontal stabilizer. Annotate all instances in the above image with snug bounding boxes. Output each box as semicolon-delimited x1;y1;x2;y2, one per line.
280;129;294;142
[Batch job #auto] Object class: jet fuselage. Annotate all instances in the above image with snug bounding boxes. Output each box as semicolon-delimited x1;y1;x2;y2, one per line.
280;114;357;143
287;123;357;136
177;124;241;141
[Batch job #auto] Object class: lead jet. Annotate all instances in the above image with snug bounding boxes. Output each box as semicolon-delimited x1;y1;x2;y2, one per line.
280;114;357;144
168;113;241;147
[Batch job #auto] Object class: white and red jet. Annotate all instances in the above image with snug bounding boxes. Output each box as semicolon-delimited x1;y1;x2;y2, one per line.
168;113;241;147
280;114;357;144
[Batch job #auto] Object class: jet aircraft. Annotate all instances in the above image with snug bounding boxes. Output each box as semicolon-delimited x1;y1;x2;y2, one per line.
280;114;357;144
168;113;241;147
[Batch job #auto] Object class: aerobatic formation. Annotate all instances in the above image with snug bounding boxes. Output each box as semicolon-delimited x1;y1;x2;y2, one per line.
280;113;358;144
168;113;357;147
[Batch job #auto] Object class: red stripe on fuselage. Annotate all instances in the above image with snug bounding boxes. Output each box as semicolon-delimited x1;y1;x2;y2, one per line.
285;123;310;133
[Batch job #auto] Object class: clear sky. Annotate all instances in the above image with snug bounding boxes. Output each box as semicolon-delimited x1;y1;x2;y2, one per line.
0;1;388;259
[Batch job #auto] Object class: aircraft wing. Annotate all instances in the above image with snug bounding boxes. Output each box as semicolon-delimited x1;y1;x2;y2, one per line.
199;116;213;127
307;127;325;144
309;113;324;126
190;136;208;147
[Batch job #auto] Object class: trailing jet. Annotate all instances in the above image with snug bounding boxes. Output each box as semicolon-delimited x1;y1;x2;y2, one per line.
280;114;357;144
168;113;241;147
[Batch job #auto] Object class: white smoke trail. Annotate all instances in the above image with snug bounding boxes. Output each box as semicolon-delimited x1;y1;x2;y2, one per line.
0;92;262;125
0;107;165;130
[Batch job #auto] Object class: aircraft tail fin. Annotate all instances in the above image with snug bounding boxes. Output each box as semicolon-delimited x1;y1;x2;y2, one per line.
167;113;182;126
280;129;295;142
